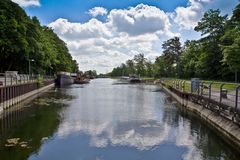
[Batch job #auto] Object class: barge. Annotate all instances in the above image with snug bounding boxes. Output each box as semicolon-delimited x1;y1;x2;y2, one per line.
55;72;74;86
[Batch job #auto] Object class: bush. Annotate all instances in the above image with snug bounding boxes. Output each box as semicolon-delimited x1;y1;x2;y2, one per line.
37;76;44;88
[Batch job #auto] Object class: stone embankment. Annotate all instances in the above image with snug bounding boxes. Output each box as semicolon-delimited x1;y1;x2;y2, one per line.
158;82;240;150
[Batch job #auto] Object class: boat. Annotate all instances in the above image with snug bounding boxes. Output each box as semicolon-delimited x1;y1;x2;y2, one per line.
55;72;74;86
74;78;90;84
74;72;90;84
119;75;141;84
129;77;141;83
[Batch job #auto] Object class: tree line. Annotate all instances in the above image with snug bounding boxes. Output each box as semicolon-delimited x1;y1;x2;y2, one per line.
0;0;79;74
109;4;240;82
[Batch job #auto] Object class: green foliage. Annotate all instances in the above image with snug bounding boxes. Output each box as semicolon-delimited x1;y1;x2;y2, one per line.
162;37;182;62
194;9;228;79
153;56;168;77
180;40;200;78
109;53;152;77
37;75;44;88
161;37;182;77
0;0;79;74
133;53;147;76
194;9;227;38
110;3;240;82
221;4;240;74
84;70;97;78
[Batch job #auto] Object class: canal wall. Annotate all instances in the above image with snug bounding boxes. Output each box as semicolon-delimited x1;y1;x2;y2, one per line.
0;81;54;113
162;85;240;150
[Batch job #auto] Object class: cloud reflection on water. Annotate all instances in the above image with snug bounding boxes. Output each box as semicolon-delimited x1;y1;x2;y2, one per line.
57;118;170;150
55;80;203;159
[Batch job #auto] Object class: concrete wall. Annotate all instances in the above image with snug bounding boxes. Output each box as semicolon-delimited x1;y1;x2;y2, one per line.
162;85;240;150
0;83;54;113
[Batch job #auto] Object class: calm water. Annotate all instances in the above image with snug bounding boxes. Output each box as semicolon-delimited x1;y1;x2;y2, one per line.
0;79;239;160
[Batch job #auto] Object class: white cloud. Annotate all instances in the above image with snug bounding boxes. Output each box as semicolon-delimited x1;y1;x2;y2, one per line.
12;0;40;7
108;4;171;36
49;4;177;73
49;18;112;41
174;0;212;29
48;1;238;73
89;7;108;17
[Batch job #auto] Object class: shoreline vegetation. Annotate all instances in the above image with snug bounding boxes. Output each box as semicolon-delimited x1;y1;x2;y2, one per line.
0;0;79;74
108;3;240;83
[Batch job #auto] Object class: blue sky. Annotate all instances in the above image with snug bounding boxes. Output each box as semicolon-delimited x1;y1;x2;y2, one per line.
25;0;189;24
13;0;239;73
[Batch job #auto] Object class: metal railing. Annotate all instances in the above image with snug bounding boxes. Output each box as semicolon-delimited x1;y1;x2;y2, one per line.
160;78;240;125
0;73;55;110
0;73;54;87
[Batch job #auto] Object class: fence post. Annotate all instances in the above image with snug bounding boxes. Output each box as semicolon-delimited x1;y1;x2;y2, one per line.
179;80;182;91
4;74;6;86
201;82;204;97
10;75;12;86
191;80;193;94
209;82;213;99
183;81;186;92
197;82;200;96
234;86;240;120
220;84;225;105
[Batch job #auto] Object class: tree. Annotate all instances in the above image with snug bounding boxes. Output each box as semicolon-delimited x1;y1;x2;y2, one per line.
0;0;29;72
222;36;240;82
221;4;240;82
145;61;154;77
162;37;182;77
180;40;201;78
84;70;97;78
194;9;228;79
109;4;240;82
195;9;227;39
133;53;147;77
0;0;79;74
126;59;135;75
154;56;167;78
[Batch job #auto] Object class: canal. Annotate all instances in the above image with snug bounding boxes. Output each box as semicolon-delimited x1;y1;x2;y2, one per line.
0;79;239;160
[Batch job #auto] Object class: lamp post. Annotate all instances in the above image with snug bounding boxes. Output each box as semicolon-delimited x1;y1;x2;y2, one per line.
28;59;35;78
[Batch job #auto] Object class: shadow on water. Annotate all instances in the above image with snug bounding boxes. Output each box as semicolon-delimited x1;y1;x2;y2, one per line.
0;88;73;160
162;96;240;160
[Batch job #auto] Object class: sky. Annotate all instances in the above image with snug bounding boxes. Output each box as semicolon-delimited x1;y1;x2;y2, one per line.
12;0;239;73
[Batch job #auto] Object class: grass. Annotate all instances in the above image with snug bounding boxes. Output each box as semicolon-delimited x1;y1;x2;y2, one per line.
141;77;158;81
201;80;239;91
160;78;240;93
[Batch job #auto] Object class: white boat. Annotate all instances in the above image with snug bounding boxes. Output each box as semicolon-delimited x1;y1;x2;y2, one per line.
120;76;141;83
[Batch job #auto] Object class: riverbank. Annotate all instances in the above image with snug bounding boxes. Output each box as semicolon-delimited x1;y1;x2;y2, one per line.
160;83;240;151
0;81;55;113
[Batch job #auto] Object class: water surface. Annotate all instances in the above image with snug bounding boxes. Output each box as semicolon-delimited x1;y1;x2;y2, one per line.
0;79;239;160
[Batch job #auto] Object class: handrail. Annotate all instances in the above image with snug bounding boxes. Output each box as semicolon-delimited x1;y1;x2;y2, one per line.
234;85;240;120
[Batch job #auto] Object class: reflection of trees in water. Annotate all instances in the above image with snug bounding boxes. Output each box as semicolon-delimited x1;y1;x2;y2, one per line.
162;95;240;160
0;88;71;160
174;106;240;160
186;114;240;160
0;103;36;143
162;96;181;128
